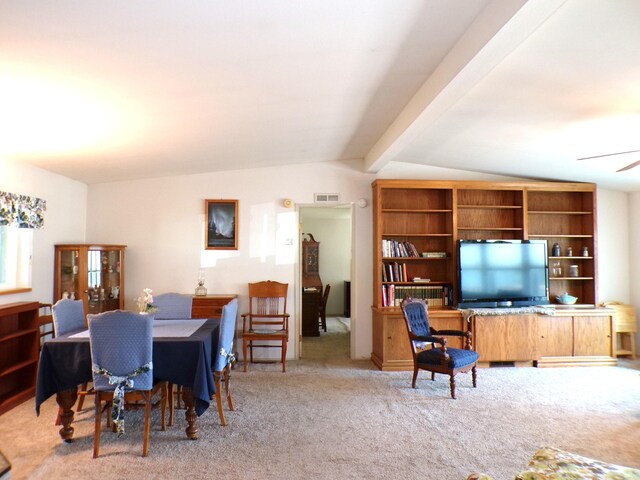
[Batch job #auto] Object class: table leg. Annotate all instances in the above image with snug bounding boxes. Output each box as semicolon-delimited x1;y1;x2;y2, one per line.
56;388;78;442
181;387;198;440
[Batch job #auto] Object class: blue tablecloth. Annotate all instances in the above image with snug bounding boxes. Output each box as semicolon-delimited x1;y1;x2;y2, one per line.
36;318;219;417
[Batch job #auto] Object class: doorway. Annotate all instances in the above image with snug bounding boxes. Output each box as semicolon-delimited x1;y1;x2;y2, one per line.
298;205;353;362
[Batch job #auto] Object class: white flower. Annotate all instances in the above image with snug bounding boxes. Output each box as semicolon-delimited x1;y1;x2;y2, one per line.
136;288;158;313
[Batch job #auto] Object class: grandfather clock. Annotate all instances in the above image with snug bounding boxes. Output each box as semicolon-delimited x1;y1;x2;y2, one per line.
302;233;322;336
302;233;322;288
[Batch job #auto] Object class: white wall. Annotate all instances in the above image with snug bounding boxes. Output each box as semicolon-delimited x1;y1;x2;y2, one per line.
629;192;640;349
300;209;352;316
0;158;87;306
86;161;374;359
596;188;630;304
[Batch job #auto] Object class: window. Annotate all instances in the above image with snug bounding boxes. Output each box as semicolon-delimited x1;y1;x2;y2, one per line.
0;226;33;294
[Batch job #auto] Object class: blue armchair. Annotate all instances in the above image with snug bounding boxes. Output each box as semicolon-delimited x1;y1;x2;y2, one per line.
401;297;478;399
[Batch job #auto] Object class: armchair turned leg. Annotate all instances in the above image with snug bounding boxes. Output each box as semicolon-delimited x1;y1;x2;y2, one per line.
449;375;456;399
472;366;477;388
412;367;419;388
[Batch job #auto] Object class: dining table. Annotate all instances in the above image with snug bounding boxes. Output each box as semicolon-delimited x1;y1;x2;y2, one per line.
36;317;219;441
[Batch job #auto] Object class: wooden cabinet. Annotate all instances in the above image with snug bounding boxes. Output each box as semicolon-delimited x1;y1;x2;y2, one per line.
471;314;537;362
191;295;236;319
371;308;464;371
536;310;616;366
54;244;126;315
469;310;616;367
302;290;321;337
0;302;40;415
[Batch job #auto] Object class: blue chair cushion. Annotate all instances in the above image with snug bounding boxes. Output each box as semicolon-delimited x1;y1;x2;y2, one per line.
417;347;479;368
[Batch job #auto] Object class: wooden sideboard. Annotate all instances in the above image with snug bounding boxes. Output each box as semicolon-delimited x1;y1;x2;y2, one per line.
191;295;237;319
372;306;617;371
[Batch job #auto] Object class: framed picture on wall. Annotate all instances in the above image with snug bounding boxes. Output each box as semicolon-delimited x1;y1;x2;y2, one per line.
205;199;238;250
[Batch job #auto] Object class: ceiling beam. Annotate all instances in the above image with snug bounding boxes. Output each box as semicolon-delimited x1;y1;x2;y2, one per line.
364;0;568;172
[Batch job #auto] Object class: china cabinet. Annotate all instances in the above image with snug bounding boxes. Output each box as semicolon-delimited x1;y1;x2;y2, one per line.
54;244;126;315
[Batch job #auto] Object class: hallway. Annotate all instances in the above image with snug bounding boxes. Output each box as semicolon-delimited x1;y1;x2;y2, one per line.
300;316;350;365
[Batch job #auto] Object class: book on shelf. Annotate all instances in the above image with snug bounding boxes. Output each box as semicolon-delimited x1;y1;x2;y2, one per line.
382;239;419;258
381;284;453;308
382;262;407;282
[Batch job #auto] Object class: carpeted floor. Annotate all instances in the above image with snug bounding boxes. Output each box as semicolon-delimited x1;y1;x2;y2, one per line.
1;317;639;480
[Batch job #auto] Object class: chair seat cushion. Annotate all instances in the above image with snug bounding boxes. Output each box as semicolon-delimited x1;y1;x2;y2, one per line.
247;329;287;336
417;347;479;368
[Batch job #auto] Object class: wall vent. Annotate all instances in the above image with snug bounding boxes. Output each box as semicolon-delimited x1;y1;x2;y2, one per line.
314;193;340;203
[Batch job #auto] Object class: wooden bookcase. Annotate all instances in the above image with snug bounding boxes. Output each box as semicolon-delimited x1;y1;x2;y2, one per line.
0;302;40;415
371;179;599;370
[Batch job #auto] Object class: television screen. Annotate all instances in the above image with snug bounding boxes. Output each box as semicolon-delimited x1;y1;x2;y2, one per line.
458;240;549;308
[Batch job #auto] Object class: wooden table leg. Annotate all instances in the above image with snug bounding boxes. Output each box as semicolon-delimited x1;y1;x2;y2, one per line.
181;387;198;440
56;388;78;442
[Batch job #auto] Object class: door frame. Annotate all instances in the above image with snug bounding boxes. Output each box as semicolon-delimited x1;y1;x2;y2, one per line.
294;203;355;359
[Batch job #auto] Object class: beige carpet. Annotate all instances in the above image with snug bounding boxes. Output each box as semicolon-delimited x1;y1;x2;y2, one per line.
1;317;639;480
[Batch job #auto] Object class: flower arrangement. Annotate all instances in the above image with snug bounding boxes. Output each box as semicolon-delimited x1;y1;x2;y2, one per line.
135;288;158;314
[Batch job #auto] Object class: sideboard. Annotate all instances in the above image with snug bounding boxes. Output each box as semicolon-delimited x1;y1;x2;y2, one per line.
371;306;617;370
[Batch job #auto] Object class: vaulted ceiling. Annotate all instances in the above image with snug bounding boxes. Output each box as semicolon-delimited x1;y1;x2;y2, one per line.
2;1;640;190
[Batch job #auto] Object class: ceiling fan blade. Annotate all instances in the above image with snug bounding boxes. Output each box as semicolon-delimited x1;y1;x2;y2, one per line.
616;159;640;172
577;149;640;160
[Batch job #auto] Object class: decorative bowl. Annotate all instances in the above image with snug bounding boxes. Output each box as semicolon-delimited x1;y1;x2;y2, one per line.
556;293;578;305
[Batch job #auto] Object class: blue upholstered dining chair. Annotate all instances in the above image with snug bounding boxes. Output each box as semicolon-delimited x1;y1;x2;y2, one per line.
153;293;193;320
51;299;93;412
400;298;479;399
213;298;238;426
88;310;168;458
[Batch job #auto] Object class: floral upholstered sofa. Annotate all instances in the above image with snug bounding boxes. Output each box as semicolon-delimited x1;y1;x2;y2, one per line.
467;446;640;480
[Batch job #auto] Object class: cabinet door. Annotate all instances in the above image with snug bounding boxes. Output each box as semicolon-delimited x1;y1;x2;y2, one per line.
473;314;537;362
537;316;573;357
54;247;82;303
574;316;613;356
86;247;124;314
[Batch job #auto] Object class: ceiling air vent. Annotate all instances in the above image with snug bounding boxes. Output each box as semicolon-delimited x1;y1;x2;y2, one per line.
314;193;340;203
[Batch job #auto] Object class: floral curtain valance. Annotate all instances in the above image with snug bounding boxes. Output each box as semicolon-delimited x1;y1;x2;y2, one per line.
0;191;47;229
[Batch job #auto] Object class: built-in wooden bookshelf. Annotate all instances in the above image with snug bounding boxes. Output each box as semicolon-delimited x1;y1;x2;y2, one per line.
371;180;599;370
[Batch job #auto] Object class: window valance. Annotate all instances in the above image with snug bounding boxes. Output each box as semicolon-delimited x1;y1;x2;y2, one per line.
0;191;46;229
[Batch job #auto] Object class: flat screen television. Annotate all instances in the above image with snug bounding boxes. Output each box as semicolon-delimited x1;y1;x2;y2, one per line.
457;239;549;308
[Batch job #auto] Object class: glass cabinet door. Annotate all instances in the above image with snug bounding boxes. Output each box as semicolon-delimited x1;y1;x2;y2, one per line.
57;249;80;301
86;248;122;314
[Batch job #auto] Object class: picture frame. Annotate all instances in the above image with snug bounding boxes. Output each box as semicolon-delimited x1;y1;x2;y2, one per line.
205;199;238;250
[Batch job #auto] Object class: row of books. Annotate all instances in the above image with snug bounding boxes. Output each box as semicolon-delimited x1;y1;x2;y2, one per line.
381;262;408;282
381;284;453;308
381;239;419;258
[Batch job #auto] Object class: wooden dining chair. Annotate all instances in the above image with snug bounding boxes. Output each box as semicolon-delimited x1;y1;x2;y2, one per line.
213;298;238;426
88;310;168;458
51;299;93;414
318;284;331;332
241;281;289;372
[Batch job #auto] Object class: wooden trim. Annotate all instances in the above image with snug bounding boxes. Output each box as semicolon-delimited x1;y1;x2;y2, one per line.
0;287;32;296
